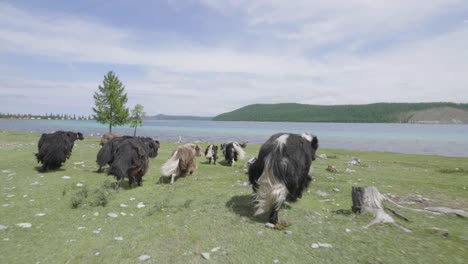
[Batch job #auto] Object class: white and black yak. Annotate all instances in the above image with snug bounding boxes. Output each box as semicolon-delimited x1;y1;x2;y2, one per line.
161;143;202;184
248;133;319;225
204;144;218;165
221;141;246;166
106;137;160;187
96;136;160;173
35;131;84;172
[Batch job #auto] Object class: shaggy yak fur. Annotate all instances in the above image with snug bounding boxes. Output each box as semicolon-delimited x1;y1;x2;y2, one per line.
104;137;160;187
100;133;123;146
35;131;84;172
221;141;246;166
96;136;160;173
161;143;202;184
248;133;319;224
204;144;219;165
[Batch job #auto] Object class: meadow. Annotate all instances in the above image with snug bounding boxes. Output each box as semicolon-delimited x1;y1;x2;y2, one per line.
0;130;467;263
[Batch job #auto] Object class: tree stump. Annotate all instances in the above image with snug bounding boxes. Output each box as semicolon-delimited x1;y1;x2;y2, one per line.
352;186;411;232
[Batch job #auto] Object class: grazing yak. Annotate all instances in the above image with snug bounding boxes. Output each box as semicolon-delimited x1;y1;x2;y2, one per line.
161;143;202;184
102;137;160;187
248;133;319;225
100;133;123;146
221;141;246;166
204;144;218;165
35;131;84;172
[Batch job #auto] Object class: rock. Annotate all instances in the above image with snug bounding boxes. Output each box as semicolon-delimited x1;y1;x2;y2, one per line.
318;243;333;248
347;158;361;165
0;225;8;231
201;252;210;260
77;226;86;230
7;194;15;198
137;202;145;208
345;168;356;174
428;227;449;237
316;191;329;198
345;229;351;233
3;238;10;241
318;154;327;159
273;259;279;264
114;236;123;241
107;213;118;218
120;204;128;208
16;223;32;228
2;170;11;173
327;176;335;181
139;255;151;261
257;231;263;235
95;252;101;256
94;212;99;217
92;230;100;234
242;182;249;187
35;213;46;217
326;165;337;173
76;183;84;187
332;188;340;192
62;176;71;180
211;247;221;252
285;230;293;235
31;181;40;186
130;198;136;201
265;223;275;228
311;243;320;249
74;162;84;165
120;212;127;216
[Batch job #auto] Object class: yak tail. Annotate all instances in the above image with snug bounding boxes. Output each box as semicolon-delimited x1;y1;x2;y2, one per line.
253;155;288;216
161;152;180;176
233;143;246;160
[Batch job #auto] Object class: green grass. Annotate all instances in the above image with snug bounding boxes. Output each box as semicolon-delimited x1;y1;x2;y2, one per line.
0;130;467;263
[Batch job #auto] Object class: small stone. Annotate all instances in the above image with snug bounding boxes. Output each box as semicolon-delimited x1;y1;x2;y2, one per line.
16;223;32;228
120;212;127;216
285;230;293;235
35;213;46;217
311;243;320;249
316;191;329;198
345;168;355;174
94;212;99;217
77;226;86;230
23;195;28;198
3;238;9;241
2;170;11;173
326;165;337;173
74;162;84;165
76;183;84;187
332;188;340;192
7;194;15;198
139;255;151;261
130;197;136;201
273;260;279;264
62;176;71;180
211;247;221;252
257;231;263;235
31;181;40;186
107;213;118;218
242;182;249;187
95;252;100;256
345;229;351;233
318;242;332;248
92;230;100;234
428;227;449;237
318;154;327;159
0;225;8;230
265;223;275;228
137;202;145;208
114;236;123;241
120;204;128;208
201;253;210;260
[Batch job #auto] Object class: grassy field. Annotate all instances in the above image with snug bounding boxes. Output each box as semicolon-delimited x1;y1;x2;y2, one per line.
0;130;467;264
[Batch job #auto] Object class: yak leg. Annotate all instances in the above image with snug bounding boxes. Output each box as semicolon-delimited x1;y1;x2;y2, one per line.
269;210;279;225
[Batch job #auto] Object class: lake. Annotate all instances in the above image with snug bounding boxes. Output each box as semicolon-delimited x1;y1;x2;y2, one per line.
1;119;467;157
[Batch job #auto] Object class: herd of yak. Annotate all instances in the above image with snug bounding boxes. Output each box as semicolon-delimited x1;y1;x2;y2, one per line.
35;130;319;224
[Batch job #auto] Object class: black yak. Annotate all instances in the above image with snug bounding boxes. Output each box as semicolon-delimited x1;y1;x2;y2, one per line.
204;144;218;165
96;136;159;173
248;133;319;225
221;141;246;166
161;143;202;184
35;131;84;172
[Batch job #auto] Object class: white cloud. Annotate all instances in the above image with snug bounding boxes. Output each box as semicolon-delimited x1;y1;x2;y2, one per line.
0;1;467;116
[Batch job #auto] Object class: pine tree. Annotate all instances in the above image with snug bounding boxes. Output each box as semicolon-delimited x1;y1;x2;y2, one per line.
93;71;129;133
130;104;145;136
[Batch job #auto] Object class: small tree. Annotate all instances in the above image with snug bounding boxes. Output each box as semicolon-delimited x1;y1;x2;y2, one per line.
130;104;145;136
93;71;129;133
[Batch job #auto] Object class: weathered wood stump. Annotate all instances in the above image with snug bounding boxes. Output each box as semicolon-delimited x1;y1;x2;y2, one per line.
352;186;411;232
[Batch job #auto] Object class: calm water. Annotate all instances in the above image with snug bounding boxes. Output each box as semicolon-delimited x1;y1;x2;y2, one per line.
1;119;468;157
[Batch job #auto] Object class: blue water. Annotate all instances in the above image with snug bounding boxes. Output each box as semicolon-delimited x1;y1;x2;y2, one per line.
1;119;467;157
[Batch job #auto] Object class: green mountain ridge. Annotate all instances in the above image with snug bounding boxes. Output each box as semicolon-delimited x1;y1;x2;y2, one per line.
146;114;213;121
213;102;468;123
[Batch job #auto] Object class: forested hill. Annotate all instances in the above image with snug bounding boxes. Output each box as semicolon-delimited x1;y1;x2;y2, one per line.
213;103;468;123
146;114;212;121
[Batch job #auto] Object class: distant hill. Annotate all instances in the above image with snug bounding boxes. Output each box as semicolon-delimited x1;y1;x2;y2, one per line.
213;103;468;123
146;114;212;121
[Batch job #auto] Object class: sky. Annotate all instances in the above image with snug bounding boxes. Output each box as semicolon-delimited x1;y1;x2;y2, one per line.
1;0;468;116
